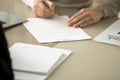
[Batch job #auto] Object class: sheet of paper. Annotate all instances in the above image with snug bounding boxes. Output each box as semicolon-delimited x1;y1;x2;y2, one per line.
94;19;120;46
9;43;72;80
23;16;91;43
14;71;47;80
10;43;64;74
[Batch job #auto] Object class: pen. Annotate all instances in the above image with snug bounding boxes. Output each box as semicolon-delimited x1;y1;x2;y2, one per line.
42;0;50;9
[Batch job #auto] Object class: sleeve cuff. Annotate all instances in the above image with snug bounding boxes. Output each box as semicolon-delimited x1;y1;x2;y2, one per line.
22;0;35;8
99;3;111;17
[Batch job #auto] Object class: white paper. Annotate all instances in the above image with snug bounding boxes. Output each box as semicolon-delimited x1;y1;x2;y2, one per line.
23;16;91;43
94;19;120;46
14;71;46;80
9;43;72;80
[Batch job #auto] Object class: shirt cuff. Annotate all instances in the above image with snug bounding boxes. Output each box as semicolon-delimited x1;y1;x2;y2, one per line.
22;0;35;8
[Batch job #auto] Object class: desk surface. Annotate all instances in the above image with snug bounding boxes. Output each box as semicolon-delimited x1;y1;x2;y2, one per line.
1;0;120;80
51;17;120;80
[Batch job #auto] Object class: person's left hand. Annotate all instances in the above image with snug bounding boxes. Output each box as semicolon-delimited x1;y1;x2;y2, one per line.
67;6;104;28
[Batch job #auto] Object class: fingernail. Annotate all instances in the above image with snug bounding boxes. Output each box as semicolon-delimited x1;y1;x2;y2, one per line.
66;22;72;27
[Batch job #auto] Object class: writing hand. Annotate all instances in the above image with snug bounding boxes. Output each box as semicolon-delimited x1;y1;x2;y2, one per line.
33;0;54;18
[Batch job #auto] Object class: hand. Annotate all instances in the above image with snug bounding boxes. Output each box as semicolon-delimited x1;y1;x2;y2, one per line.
67;6;105;28
32;0;54;18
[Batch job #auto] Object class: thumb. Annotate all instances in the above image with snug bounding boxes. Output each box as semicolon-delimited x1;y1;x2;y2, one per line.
45;0;54;10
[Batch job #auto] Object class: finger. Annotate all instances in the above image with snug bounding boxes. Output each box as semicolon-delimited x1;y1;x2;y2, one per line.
38;2;50;13
33;0;54;18
46;0;54;9
45;0;55;15
67;11;89;27
73;15;93;27
33;5;46;18
67;9;86;23
34;10;53;18
34;7;53;18
72;16;91;27
79;20;94;27
73;18;94;27
39;1;54;15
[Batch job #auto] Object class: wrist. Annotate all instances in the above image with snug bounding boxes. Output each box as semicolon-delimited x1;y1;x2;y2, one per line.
96;6;105;19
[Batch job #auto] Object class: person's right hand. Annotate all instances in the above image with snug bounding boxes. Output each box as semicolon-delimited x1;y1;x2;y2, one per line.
32;0;55;18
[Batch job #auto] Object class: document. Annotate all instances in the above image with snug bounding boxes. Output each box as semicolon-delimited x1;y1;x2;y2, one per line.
94;19;120;46
9;43;72;80
23;16;91;43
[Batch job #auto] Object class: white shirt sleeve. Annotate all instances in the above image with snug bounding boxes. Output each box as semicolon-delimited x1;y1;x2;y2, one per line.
22;0;35;8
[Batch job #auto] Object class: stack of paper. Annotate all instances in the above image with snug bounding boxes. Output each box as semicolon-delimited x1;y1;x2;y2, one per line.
23;16;91;43
94;19;120;46
9;43;72;80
